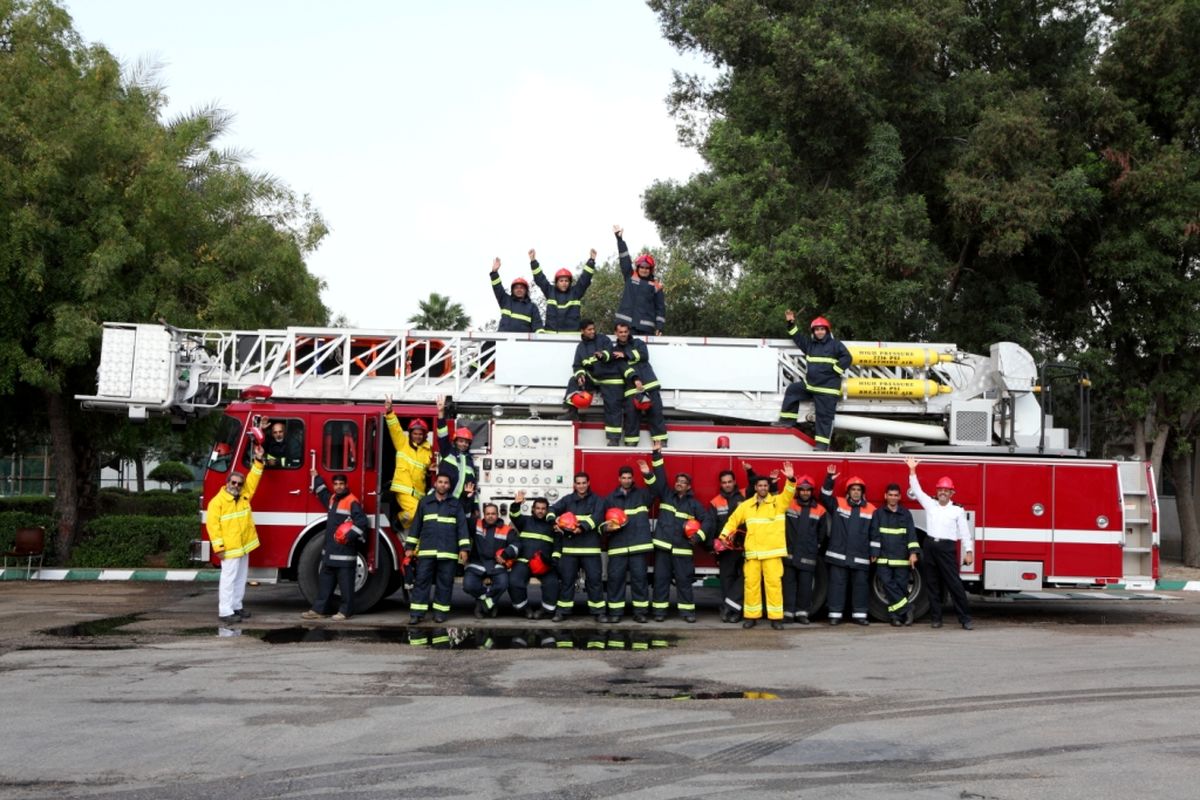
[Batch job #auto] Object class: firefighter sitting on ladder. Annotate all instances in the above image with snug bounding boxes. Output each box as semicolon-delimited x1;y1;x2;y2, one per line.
616;322;668;448
777;310;852;450
565;320;619;426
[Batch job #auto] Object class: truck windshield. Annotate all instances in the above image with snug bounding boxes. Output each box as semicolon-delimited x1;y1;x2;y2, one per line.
207;415;244;474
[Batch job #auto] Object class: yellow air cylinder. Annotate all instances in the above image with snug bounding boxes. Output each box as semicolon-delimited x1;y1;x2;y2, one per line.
843;378;952;399
848;346;956;368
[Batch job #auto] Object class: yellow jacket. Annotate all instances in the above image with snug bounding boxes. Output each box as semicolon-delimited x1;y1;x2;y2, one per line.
720;479;796;560
385;412;433;496
206;461;264;559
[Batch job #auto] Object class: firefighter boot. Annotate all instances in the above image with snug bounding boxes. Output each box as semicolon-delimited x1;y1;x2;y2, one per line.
633;612;648;624
770;620;784;630
473;600;484;619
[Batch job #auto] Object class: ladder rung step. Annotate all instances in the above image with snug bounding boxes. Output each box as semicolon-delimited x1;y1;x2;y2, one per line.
1123;547;1151;554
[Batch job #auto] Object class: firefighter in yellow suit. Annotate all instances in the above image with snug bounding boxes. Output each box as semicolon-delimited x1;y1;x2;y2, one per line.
207;444;265;623
384;394;433;531
719;461;796;630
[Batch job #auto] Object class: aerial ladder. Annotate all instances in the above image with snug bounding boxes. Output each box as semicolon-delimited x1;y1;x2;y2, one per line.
77;322;1086;455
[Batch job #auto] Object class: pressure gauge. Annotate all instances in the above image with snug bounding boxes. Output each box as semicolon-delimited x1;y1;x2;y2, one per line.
503;435;515;447
518;435;530;446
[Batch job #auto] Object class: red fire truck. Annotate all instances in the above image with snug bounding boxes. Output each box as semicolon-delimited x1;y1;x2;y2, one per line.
79;323;1159;619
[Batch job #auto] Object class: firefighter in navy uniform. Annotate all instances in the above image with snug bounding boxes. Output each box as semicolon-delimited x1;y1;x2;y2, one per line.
820;465;876;626
870;482;920;626
506;492;562;620
530;247;595;334
707;468;751;623
777;310;852;451
613;224;665;335
464;502;515;618
617;323;668;447
301;471;370;621
550;473;607;622
405;472;470;624
434;395;476;504
602;464;656;623
782;474;826;625
646;442;710;622
565;320;619;426
489;257;543;333
581;323;632;446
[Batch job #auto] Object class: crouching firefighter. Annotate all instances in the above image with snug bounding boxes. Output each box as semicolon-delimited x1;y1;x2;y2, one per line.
302;470;371;621
406;472;470;624
464;503;515;618
506;491;561;619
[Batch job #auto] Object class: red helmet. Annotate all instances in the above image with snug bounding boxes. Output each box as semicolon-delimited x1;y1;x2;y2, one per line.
214;442;231;457
845;475;867;492
247;426;264;445
796;474;816;488
333;520;355;546
569;391;594;410
495;548;515;569
713;536;728;553
555;511;578;534
554;268;573;281
528;550;551;576
633;393;653;411
935;476;956;491
510;277;530;290
727;528;746;550
634;253;656;271
454;426;474;443
604;507;628;529
408;418;429;432
683;519;702;539
810;316;832;330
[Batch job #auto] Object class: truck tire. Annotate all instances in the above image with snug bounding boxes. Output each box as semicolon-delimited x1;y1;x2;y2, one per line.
798;560;829;619
868;564;931;622
297;535;395;613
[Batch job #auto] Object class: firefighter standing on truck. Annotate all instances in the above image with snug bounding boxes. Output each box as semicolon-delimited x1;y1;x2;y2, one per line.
207;444;265;623
549;472;607;623
613;224;665;335
870;481;920;626
820;465;875;626
506;491;561;620
602;463;656;623
580;323;629;446
777;310;852;451
906;456;975;630
782;473;825;625
490;256;543;333
302;470;370;621
464;502;514;618
616;322;668;447
383;395;433;530
530;247;595;334
708;467;751;624
719;461;797;630
646;442;710;623
406;472;470;624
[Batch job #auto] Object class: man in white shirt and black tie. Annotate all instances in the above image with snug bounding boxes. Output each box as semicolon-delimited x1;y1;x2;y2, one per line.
906;456;974;630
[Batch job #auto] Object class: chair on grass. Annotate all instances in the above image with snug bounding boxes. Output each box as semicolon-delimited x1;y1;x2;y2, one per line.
3;526;46;577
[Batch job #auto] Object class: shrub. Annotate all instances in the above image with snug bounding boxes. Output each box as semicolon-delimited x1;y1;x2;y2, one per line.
147;461;196;491
0;495;55;515
72;515;199;569
98;490;200;517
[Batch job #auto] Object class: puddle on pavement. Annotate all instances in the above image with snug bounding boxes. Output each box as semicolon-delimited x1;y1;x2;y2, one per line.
40;614;144;638
587;677;783;700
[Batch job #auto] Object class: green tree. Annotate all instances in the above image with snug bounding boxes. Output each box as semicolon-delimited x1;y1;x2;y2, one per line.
408;292;471;330
0;0;328;559
146;461;195;492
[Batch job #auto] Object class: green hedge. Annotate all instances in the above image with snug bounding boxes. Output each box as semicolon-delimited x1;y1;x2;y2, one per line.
0;496;55;515
1;490;201;518
71;515;199;569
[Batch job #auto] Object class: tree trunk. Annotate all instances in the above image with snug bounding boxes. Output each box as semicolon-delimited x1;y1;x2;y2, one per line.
1148;422;1169;489
134;454;145;493
1171;451;1200;567
46;391;79;561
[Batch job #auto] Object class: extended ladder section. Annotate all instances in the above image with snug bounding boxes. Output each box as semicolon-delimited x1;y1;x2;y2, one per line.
77;322;1069;449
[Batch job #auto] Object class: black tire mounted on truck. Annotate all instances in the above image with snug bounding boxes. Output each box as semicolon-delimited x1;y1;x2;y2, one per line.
297;534;395;613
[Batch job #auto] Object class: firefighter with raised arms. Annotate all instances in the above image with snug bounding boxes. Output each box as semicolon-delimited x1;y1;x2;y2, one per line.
613;224;665;335
530;247;595;334
207;443;266;624
405;472;470;624
383;394;433;531
302;470;371;621
777;310;852;451
820;464;875;626
906;456;975;630
719;461;797;629
646;441;710;623
602;462;656;623
489;256;543;333
506;491;561;620
782;473;825;625
434;395;476;507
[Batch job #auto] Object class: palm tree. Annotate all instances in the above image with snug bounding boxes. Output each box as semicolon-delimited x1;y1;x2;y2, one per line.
408;293;471;330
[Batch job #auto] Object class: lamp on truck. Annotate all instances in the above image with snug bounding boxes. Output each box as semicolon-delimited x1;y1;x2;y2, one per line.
240;384;274;401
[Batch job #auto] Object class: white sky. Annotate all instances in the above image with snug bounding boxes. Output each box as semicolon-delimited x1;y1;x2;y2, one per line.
64;0;713;330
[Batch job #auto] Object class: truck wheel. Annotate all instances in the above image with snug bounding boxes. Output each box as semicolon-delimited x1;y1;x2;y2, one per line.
804;560;829;618
868;566;931;622
297;536;395;613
